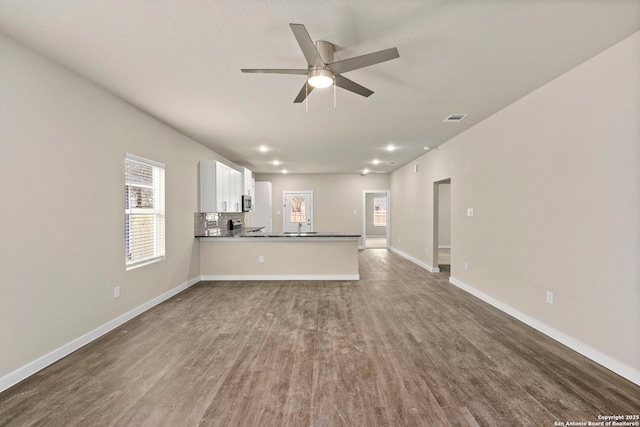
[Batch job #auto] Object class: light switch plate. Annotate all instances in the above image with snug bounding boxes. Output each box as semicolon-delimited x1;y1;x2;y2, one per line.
467;208;474;217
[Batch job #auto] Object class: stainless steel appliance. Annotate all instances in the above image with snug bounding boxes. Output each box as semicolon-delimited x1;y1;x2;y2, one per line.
242;195;252;212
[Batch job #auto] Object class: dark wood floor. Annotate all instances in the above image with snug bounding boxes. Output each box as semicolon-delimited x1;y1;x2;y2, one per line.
1;250;639;426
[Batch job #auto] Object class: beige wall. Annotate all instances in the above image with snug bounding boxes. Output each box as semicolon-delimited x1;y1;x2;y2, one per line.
390;32;640;379
200;239;359;278
0;35;226;384
255;174;390;246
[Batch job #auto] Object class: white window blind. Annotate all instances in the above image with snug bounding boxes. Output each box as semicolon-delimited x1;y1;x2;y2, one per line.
125;154;165;269
373;197;387;226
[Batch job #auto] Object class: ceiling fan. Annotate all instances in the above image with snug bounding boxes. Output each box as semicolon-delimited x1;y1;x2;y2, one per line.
241;23;399;103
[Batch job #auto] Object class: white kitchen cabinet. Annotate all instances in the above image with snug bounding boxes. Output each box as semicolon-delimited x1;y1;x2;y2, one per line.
228;168;242;212
241;167;253;197
200;160;243;212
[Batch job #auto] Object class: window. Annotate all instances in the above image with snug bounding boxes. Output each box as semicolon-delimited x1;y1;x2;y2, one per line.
290;196;306;222
373;197;387;226
125;154;165;269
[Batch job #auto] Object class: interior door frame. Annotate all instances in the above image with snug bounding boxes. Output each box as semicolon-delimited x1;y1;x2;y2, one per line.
282;190;314;232
362;190;391;249
432;178;451;272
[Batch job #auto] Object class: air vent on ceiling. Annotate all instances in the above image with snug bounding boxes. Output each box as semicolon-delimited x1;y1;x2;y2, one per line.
387;161;398;165
443;114;468;122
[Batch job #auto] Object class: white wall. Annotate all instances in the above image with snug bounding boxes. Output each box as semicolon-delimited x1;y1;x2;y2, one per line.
0;34;225;388
390;32;640;383
255;174;390;247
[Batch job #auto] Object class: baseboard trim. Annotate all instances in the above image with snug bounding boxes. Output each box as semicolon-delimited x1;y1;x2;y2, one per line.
448;276;640;387
0;276;201;394
201;274;359;281
389;246;439;273
438;245;451;249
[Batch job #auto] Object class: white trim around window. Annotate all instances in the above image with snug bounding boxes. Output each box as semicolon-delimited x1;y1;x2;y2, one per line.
125;153;165;270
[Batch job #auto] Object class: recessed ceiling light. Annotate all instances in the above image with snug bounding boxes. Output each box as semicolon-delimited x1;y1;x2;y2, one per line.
259;145;269;152
443;114;468;122
424;146;431;151
282;169;288;174
362;169;370;175
385;144;397;152
272;160;280;166
372;159;380;165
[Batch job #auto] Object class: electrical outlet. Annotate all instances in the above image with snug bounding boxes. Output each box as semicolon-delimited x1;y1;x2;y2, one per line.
259;255;264;263
546;291;554;304
464;262;469;271
114;286;120;298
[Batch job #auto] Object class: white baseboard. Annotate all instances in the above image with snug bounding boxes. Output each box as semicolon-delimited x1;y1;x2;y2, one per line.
438;245;451;249
389;246;440;273
449;276;640;387
0;276;201;394
201;274;359;281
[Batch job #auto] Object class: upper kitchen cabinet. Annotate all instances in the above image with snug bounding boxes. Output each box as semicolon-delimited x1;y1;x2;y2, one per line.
200;160;243;212
241;167;253;197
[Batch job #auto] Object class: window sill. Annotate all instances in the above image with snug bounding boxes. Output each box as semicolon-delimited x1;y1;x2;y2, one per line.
126;256;165;271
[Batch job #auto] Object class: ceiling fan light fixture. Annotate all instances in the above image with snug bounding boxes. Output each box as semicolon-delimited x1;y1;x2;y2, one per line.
308;69;333;88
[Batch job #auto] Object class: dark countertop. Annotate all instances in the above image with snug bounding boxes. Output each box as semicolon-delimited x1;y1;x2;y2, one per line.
196;227;264;237
196;227;360;238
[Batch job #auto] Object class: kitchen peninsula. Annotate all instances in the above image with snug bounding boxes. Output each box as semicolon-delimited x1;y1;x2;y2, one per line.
196;215;360;281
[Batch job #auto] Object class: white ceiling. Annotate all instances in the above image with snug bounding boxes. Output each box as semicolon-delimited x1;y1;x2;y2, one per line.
1;1;639;174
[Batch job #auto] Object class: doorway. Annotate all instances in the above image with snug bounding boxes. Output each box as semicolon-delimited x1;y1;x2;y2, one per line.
363;190;390;249
283;191;313;232
433;179;451;273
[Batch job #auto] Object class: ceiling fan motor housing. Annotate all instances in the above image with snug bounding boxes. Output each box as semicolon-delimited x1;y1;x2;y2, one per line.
307;41;335;88
314;40;335;63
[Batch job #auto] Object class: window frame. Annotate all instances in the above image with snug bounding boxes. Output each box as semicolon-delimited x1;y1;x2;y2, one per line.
125;153;165;270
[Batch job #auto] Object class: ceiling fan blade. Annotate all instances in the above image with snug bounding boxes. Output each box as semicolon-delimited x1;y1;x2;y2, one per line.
328;47;399;75
241;68;308;75
293;82;314;103
289;23;324;67
334;75;374;97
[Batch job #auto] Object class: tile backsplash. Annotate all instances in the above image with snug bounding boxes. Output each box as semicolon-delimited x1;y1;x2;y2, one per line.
194;212;245;236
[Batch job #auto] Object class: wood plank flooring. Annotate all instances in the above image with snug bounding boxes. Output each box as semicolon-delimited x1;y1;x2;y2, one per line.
1;250;638;426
